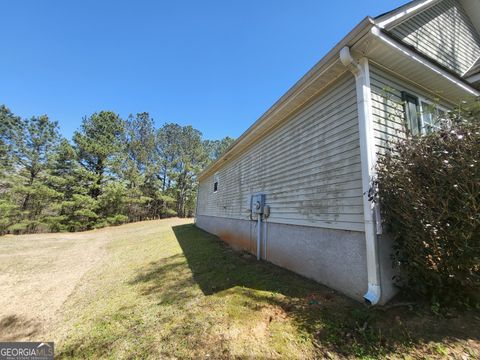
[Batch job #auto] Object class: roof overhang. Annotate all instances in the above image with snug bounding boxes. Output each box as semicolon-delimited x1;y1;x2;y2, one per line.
374;0;480;34
199;6;480;182
357;27;480;102
375;0;442;29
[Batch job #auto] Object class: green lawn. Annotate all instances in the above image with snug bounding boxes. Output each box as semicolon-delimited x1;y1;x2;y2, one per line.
39;219;479;359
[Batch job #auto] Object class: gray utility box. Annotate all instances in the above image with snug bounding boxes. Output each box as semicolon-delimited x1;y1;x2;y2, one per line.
251;194;266;214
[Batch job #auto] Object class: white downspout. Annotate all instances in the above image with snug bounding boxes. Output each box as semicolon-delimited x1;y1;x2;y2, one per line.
340;47;381;305
257;214;262;260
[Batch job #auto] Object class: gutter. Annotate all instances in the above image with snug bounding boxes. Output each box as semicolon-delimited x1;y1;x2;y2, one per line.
340;47;381;305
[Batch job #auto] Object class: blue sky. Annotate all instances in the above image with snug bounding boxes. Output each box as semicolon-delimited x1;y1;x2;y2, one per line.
0;0;406;141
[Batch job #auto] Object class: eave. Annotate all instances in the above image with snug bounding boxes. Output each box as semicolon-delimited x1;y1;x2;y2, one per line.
374;0;441;29
364;28;480;102
199;3;480;182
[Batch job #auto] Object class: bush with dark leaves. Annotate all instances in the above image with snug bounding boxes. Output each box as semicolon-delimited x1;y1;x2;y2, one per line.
377;110;479;307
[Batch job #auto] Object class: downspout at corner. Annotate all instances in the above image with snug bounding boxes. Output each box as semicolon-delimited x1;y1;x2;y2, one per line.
340;46;382;305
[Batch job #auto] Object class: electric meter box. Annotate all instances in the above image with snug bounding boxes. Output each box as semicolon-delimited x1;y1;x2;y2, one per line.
251;194;266;214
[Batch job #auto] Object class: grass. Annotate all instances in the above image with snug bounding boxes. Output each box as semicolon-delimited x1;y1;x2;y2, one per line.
32;219;479;359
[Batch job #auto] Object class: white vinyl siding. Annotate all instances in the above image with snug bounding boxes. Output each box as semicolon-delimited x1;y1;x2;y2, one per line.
369;65;452;155
197;74;364;232
389;0;480;75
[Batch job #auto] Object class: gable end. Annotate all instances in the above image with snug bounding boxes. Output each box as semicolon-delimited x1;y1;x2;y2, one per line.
387;0;480;75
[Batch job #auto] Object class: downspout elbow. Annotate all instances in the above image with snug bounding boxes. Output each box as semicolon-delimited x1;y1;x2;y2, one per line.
364;284;381;305
340;46;360;76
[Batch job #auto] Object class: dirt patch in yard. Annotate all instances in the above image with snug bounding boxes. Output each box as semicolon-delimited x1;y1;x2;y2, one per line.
1;219;478;359
0;229;109;340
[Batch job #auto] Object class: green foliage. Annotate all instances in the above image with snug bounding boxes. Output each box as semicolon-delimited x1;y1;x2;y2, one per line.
0;199;20;233
73;111;125;199
106;214;129;226
203;136;235;162
156;123;182;192
0;105;234;235
173;126;208;217
0;105;22;171
377;112;480;307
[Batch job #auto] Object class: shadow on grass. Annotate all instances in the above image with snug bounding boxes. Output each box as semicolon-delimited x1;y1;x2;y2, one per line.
54;221;479;358
0;314;41;341
143;223;480;358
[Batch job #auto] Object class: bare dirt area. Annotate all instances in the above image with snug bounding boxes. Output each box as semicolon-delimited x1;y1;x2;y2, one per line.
0;226;115;340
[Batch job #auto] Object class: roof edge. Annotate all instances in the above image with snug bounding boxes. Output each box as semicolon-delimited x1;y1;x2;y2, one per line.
198;17;375;181
374;0;441;29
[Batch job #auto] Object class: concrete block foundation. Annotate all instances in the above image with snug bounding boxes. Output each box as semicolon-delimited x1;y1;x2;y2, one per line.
195;215;370;301
195;214;397;304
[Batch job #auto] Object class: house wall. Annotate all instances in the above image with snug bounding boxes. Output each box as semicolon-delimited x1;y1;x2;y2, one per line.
389;0;480;75
196;65;447;304
197;73;364;232
369;64;453;155
195;73;378;302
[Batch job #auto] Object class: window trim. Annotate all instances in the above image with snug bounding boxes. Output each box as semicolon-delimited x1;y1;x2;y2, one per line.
402;91;449;135
213;173;219;193
401;91;421;135
418;97;448;134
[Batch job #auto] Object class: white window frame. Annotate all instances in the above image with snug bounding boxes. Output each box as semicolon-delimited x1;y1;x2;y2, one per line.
403;90;450;136
418;97;449;134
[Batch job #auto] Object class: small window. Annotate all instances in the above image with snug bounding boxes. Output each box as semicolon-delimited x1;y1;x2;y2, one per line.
213;173;219;193
402;91;421;135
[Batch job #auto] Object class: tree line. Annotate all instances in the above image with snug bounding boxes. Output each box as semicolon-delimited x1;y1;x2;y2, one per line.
0;105;234;234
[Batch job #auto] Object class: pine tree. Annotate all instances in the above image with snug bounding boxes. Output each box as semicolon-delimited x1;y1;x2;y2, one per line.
73;111;125;199
174;126;208;217
9;115;61;232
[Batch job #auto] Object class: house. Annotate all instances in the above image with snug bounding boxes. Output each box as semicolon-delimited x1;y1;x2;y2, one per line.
195;0;480;305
